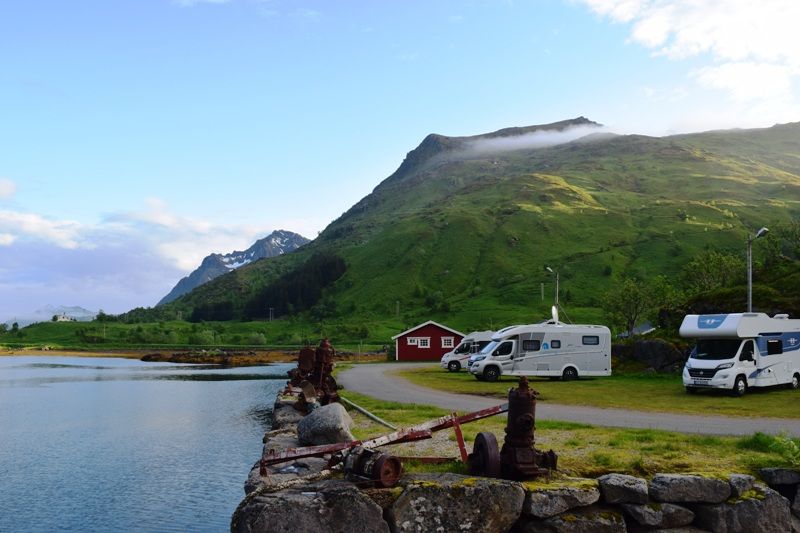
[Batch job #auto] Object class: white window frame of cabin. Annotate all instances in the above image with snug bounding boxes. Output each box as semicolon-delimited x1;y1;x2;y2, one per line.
442;337;454;348
418;337;431;349
407;337;418;346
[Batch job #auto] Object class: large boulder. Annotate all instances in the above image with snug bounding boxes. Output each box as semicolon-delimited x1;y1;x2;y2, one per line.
597;473;648;504
521;478;600;518
649;473;731;503
232;480;389;533
388;473;524;532
297;402;354;445
693;485;791;533
621;502;694;529
515;505;626;532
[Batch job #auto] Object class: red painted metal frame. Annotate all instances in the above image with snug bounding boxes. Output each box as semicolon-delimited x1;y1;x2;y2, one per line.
259;402;509;475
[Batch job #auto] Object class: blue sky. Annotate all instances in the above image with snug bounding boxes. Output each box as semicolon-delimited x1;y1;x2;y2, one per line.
1;0;799;320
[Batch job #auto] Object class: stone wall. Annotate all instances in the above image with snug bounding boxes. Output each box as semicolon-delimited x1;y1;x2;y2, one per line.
231;400;800;533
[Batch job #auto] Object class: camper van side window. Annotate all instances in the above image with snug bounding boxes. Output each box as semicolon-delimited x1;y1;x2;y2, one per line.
582;336;600;346
522;340;541;351
767;339;783;355
551;340;561;349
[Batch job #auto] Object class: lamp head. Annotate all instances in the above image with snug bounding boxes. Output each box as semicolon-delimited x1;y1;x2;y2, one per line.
755;227;769;239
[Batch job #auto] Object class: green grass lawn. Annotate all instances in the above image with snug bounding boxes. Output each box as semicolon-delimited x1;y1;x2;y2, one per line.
396;366;800;419
340;390;799;478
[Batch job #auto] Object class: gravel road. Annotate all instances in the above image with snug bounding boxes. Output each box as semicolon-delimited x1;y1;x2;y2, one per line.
338;362;800;437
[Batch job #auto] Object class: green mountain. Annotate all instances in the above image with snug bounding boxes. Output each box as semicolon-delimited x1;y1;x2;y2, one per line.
134;118;800;332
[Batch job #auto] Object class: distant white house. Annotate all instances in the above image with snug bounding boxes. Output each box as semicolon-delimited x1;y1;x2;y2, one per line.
55;314;75;322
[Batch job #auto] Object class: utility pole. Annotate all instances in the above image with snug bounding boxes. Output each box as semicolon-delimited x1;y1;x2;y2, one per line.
747;227;769;312
269;307;274;322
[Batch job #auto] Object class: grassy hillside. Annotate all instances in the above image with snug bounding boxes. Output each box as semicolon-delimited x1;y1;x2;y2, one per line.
117;120;800;338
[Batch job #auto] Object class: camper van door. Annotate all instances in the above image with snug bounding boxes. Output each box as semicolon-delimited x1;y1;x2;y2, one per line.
511;333;547;374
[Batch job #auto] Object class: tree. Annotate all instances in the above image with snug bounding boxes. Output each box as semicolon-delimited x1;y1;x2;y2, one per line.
0;323;7;334
679;250;743;295
603;277;667;337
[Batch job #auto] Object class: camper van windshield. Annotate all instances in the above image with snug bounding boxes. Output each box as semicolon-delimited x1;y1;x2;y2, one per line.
479;341;499;355
454;341;471;354
691;339;743;360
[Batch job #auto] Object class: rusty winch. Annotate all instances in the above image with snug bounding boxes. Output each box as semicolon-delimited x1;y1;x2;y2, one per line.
342;446;403;488
468;376;557;480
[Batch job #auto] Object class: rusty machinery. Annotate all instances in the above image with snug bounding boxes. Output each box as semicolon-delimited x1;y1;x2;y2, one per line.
285;338;340;410
342;446;403;488
259;403;509;487
468;376;557;480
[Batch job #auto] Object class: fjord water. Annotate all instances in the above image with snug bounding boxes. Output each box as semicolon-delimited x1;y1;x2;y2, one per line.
0;356;292;532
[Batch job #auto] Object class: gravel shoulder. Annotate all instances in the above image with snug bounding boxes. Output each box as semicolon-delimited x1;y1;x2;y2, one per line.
338;362;800;437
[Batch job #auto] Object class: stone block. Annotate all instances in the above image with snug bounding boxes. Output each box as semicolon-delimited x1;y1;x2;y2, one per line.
388;473;524;532
621;502;694;529
693;485;790;533
597;473;648;504
232;480;389;533
649;473;730;503
522;478;600;518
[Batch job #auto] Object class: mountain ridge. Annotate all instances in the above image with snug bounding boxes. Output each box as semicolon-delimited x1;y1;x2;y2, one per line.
136;118;800;330
157;230;310;306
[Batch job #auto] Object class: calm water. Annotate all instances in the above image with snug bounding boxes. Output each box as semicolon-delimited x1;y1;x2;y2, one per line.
0;356;292;532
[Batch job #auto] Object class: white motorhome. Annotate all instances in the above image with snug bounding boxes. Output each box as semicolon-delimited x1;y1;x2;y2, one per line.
680;313;800;396
468;317;611;382
440;331;494;372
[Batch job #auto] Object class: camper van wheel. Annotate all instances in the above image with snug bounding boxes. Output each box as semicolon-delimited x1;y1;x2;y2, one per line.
732;376;747;397
483;366;500;382
562;367;578;381
790;373;800;390
447;361;461;372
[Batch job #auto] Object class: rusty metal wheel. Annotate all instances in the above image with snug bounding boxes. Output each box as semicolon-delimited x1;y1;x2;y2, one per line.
373;454;403;488
468;431;501;478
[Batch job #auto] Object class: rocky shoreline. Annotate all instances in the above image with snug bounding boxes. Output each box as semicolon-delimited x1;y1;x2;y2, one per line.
232;398;800;532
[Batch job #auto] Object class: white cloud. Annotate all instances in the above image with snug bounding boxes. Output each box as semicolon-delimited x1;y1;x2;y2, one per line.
580;0;800;113
104;198;272;271
694;62;794;103
0;199;308;317
0;178;16;199
0;211;84;248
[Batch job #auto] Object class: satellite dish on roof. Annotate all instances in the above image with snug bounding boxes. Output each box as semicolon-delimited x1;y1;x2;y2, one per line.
551;305;559;324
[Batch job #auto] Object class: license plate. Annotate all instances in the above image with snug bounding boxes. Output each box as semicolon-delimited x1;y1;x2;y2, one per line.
693;380;707;386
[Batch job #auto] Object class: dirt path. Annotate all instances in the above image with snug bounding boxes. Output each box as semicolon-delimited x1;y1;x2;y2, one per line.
338;363;800;437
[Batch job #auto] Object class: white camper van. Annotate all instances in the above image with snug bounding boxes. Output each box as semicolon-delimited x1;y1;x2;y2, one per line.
680;313;800;396
468;317;611;382
440;331;494;372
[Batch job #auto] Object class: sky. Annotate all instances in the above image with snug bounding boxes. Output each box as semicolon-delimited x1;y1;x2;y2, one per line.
2;0;799;321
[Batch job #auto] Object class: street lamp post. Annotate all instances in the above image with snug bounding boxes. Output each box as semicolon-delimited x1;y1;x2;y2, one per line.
747;227;769;312
545;266;559;307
